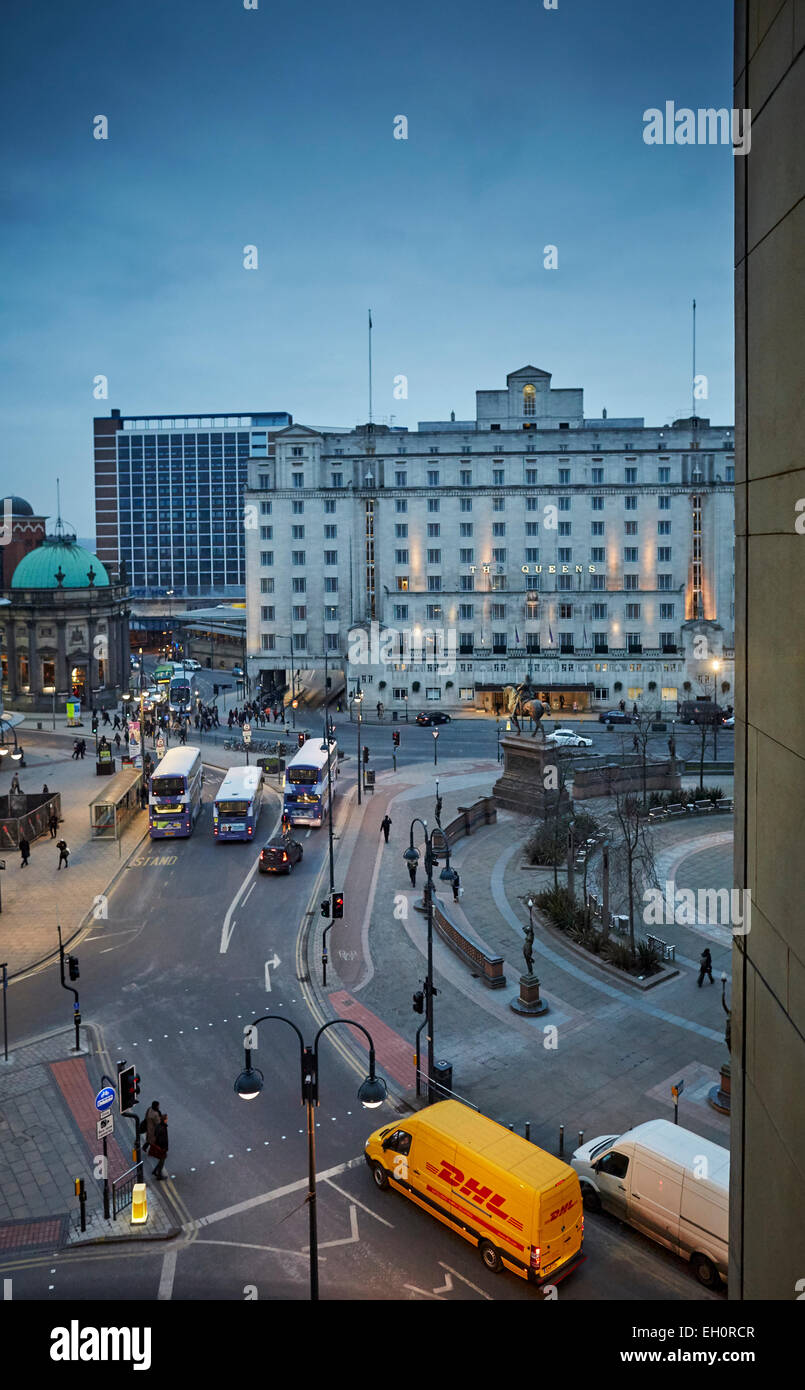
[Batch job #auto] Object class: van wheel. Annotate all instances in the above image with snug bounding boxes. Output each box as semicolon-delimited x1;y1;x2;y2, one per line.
692;1254;720;1289
479;1240;503;1273
372;1163;389;1191
582;1185;601;1213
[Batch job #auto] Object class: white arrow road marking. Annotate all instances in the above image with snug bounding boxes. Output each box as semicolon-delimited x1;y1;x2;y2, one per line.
438;1262;493;1299
186;1155;364;1232
323;1177;394;1227
220;858;260;953
403;1283;445;1300
431;1271;453;1295
194;1239;320;1261
303;1203;358;1251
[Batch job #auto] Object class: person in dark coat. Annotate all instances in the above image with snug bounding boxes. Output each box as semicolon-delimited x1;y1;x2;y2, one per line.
19;836;31;868
407;860;417;888
56;839;70;870
380;814;392;844
48;810;59;838
697;947;714;987
151;1113;169;1179
144;1101;162;1150
452;870;461;903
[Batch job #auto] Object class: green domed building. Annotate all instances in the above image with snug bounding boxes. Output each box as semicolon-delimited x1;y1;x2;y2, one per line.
1;503;130;712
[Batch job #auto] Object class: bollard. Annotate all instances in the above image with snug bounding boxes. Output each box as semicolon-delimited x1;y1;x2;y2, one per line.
131;1182;148;1225
559;1124;564;1157
74;1177;86;1233
525;1122;531;1143
508;1123;514;1132
578;1130;584;1149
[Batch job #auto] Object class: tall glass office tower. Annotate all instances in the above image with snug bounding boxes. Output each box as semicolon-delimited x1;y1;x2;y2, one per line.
94;409;291;598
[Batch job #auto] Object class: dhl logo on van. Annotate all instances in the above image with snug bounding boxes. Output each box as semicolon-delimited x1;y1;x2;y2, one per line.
548;1198;575;1223
425;1160;524;1231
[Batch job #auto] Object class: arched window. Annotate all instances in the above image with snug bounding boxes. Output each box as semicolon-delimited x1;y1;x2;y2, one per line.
523;384;536;417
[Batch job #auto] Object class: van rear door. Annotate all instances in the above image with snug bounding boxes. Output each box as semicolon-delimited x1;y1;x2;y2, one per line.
538;1173;583;1279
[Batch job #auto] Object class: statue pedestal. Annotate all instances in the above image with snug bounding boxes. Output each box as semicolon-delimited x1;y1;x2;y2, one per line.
510;974;549;1016
493;736;572;817
707;1061;731;1114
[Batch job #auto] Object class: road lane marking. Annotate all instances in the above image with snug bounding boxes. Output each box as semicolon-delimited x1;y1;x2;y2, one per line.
243;882;255;904
323;1177;394;1227
186;1155;364;1233
304;1203;358;1251
220;808;282;952
439;1262;493;1299
157;1248;177;1300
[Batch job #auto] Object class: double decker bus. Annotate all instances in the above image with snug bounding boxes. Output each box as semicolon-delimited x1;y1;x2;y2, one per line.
282;736;338;828
153;662;176;697
169;669;196;716
213;765;264;841
148;746;203;838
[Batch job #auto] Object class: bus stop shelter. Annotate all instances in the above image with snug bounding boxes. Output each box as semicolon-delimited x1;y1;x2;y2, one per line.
88;767;143;841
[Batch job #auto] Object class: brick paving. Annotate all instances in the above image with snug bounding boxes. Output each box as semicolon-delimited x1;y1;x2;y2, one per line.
327;989;414;1089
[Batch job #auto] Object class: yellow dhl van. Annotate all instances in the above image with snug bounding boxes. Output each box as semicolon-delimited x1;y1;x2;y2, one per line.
365;1100;585;1285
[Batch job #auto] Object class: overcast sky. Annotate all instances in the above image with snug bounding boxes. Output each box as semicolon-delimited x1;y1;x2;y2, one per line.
1;0;735;536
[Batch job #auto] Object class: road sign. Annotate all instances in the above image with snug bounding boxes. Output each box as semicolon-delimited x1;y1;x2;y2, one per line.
156;738;165;758
95;1086;116;1111
671;1078;685;1100
96;1110;114;1140
243;723;252;745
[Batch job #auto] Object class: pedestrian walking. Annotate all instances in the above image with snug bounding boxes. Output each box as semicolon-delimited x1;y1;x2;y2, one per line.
102;709;111;726
452;870;461;903
56;839;70;870
150;1113;169;1180
72;739;80;760
143;1100;163;1150
376;702;382;720
114;732;121;750
113;714;121;730
380;814;392;844
42;783;50;795
79;739;86;759
619;699;625;713
19;836;30;868
48;810;59;837
632;702;638;717
407;860;417;888
632;733;640;753
697;947;714;987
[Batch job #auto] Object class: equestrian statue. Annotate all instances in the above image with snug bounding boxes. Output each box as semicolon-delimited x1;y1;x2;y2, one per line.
503;680;548;738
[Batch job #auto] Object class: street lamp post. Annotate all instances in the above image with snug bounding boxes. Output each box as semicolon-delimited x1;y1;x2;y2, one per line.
433;728;439;766
403;817;456;1104
711;659;720;760
234;1014;387;1301
320;718;335;895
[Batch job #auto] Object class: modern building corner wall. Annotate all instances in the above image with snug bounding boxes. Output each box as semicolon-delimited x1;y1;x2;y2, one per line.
732;0;805;1301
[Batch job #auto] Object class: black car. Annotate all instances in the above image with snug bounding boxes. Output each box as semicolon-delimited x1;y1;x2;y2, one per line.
598;710;634;724
259;835;303;873
415;711;452;726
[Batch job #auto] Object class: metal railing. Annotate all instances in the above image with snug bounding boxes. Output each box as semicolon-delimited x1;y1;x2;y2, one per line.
111;1163;140;1217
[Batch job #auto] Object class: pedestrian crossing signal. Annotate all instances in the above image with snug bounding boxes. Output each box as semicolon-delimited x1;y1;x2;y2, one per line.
393;731;400;747
67;955;80;981
412;990;424;1014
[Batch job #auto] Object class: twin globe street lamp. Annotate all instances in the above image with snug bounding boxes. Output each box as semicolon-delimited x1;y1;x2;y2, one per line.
403;812;456;1104
234;1014;387;1301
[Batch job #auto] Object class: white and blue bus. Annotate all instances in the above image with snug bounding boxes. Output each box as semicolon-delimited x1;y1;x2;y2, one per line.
282;737;338;827
168;669;196;717
148;746;203;838
213;765;264;842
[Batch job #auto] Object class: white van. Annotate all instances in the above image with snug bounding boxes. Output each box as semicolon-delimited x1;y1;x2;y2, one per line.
571;1119;729;1288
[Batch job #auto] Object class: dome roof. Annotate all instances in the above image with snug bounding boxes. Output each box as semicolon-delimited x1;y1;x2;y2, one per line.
1;496;34;517
11;539;110;590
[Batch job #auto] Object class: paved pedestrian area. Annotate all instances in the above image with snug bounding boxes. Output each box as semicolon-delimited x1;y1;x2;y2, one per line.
0;1028;178;1248
311;754;735;1159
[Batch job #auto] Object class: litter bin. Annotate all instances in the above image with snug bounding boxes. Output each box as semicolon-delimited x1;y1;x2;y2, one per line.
432;1060;453;1099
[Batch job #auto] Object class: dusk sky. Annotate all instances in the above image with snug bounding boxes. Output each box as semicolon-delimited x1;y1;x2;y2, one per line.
2;0;735;536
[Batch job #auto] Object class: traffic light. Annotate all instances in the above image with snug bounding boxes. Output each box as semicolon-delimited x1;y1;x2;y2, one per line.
363;745;369;763
67;955;80;981
297;732;306;748
118;1063;140;1112
392;730;400;747
412;990;425;1015
320;899;330;919
332;892;344;919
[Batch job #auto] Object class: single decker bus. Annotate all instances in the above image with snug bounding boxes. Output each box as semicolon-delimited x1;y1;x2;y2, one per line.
213;765;264;841
148;745;203;838
282;736;338;828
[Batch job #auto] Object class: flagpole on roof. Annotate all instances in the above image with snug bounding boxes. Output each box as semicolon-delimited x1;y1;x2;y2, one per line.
368;309;373;425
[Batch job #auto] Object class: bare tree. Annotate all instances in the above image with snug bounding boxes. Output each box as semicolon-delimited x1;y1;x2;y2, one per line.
609;792;660;960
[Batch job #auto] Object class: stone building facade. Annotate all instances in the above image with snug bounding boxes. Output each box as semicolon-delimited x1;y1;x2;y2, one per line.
0;510;130;712
245;366;734;713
